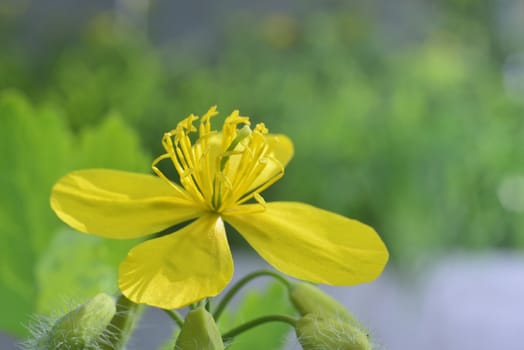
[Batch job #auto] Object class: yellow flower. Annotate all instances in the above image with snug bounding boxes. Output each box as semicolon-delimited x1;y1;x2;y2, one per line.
50;107;388;309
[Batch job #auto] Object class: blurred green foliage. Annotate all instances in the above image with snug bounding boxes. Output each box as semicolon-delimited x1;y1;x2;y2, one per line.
1;3;524;340
0;91;148;336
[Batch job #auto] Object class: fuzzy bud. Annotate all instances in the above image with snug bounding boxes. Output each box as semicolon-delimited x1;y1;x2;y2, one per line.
174;306;224;350
295;314;372;350
39;293;116;349
289;282;365;331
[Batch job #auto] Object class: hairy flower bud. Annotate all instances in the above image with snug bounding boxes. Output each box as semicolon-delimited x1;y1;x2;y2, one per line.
295;314;373;350
289;282;365;330
37;293;116;350
174;306;224;350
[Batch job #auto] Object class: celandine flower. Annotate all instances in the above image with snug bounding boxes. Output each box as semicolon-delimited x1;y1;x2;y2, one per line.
51;107;388;309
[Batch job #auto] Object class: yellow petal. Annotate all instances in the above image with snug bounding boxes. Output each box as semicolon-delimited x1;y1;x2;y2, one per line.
51;169;202;239
267;134;294;166
224;202;388;285
118;215;233;309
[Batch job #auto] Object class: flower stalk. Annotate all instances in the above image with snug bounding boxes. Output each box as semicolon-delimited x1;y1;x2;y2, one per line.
99;294;143;350
221;314;297;343
213;269;291;320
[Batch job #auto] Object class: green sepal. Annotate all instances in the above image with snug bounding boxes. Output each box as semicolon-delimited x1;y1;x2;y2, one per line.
289;282;365;330
174;306;224;350
295;314;372;350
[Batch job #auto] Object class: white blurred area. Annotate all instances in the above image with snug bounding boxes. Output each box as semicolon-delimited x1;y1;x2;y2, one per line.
325;253;524;350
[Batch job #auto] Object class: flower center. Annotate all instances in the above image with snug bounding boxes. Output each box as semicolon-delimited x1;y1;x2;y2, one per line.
152;106;284;212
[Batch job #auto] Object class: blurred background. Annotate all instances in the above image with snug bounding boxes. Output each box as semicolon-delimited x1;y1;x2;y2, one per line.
1;0;523;349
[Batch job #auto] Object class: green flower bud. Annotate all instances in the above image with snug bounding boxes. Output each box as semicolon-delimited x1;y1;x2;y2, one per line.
289;282;365;331
39;293;116;349
174;306;224;350
295;314;373;350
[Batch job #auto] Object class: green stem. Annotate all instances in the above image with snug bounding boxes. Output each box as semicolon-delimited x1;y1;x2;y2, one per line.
163;309;184;328
222;314;297;341
100;295;143;350
213;269;292;320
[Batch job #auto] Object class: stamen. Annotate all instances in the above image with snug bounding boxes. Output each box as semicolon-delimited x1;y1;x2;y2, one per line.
151;153;192;200
234;156;285;206
219;125;252;171
227;140;269;200
155;108;286;213
253;192;267;207
222;111;251;150
199;106;218;137
222;203;266;215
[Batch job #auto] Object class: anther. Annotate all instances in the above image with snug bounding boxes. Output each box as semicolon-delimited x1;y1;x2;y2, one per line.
220;125;252;170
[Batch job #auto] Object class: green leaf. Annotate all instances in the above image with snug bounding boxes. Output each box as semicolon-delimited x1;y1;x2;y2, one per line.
0;90;150;336
35;228;138;314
